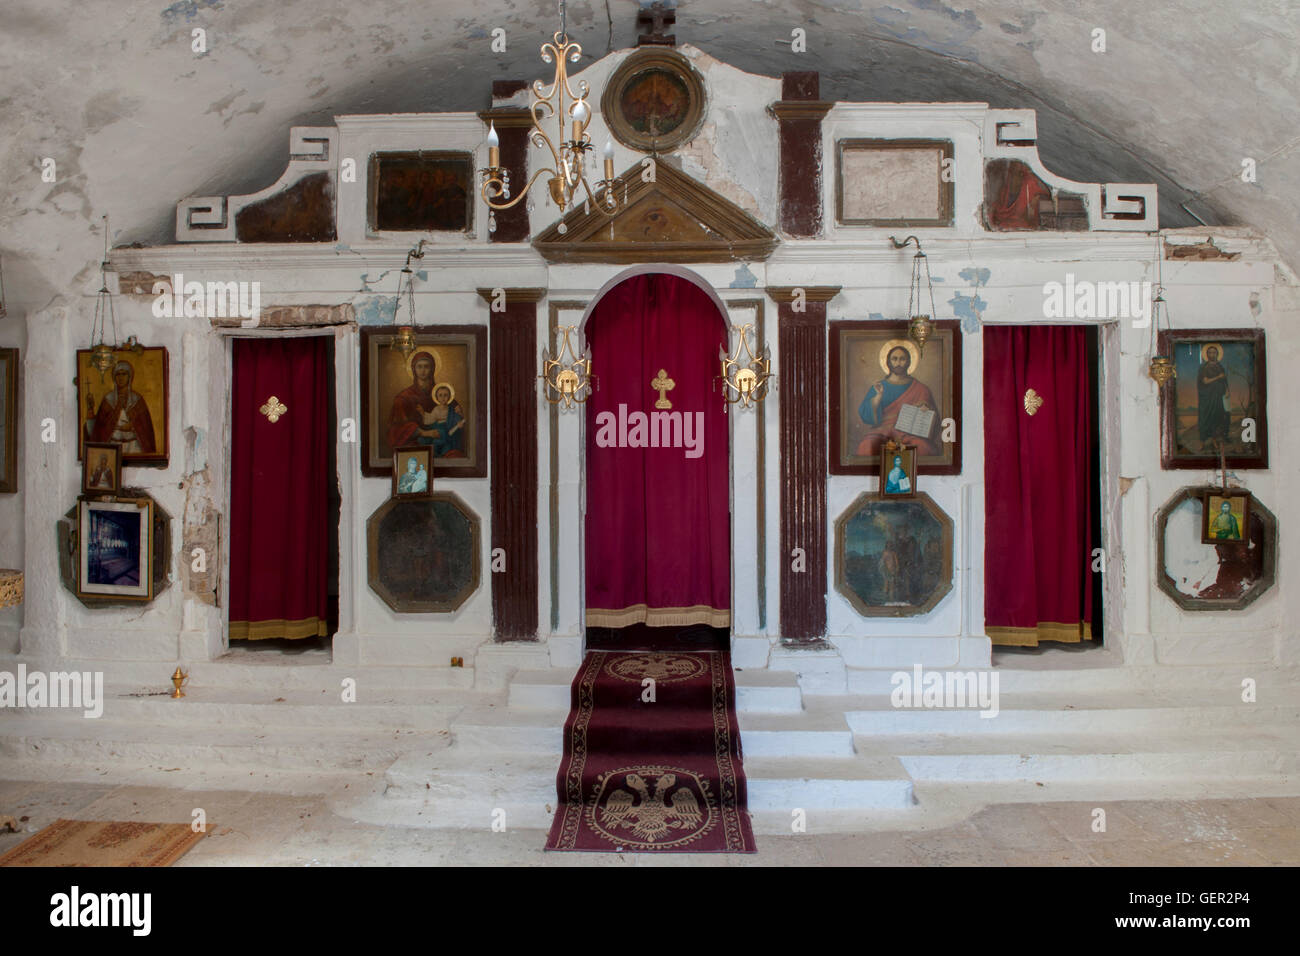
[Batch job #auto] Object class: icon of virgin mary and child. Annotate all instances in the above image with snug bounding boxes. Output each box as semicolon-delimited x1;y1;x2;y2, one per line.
387;350;466;458
857;341;940;458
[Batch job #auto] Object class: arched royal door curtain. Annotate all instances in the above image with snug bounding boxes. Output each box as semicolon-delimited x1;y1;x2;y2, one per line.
584;273;731;628
983;324;1094;646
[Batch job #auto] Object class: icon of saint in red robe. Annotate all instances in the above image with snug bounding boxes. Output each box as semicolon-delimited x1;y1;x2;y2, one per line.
857;343;940;457
87;360;156;455
387;351;468;458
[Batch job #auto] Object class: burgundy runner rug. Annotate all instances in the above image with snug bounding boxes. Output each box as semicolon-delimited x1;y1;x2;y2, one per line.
545;651;756;853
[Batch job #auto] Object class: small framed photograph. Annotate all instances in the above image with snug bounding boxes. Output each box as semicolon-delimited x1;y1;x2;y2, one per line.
1202;489;1251;545
880;443;917;497
77;496;154;602
391;445;433;499
82;442;122;496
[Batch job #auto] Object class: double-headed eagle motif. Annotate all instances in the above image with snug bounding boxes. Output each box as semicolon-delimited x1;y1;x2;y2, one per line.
599;772;704;843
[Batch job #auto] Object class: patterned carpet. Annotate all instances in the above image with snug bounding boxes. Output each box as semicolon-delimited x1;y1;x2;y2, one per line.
546;651;756;852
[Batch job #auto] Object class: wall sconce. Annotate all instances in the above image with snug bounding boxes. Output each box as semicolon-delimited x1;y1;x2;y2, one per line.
541;325;594;408
391;240;428;361
719;323;772;410
890;235;938;355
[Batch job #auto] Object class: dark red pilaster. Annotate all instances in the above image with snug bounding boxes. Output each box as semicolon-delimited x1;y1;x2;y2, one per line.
772;72;834;238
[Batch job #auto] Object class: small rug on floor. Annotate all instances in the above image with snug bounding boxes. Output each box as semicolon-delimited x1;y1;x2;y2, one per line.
0;820;211;867
545;651;756;853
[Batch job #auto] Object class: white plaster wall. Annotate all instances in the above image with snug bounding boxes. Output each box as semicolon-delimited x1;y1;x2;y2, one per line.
8;51;1295;677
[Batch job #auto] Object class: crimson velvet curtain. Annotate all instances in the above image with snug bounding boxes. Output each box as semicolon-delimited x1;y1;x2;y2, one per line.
584;273;731;628
983;325;1094;645
229;336;330;640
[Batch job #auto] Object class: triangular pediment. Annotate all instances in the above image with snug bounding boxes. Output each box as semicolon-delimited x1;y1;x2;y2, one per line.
533;160;778;263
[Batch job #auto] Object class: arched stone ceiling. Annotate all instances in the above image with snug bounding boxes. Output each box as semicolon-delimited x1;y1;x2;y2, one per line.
1;0;1295;314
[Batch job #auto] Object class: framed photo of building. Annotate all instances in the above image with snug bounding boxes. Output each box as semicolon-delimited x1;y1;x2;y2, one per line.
1159;329;1267;470
82;442;122;496
837;139;954;227
391;445;433;499
0;348;16;493
360;325;487;478
369;152;473;233
77;496;154;602
75;345;169;467
1202;489;1251;545
830;320;961;475
879;442;917;498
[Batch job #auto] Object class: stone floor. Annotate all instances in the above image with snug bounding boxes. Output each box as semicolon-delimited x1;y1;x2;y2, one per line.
2;778;1298;866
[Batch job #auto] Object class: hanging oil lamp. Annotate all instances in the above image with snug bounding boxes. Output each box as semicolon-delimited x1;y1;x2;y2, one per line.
891;235;938;355
1147;234;1175;387
391;240;427;361
89;216;119;382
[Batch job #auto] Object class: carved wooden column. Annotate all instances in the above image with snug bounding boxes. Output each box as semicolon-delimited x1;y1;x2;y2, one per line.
769;286;840;646
479;287;546;641
478;80;532;243
771;72;834;238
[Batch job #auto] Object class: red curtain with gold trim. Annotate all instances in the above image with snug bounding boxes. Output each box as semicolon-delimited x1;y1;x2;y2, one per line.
983;325;1094;645
584;274;731;627
229;337;330;640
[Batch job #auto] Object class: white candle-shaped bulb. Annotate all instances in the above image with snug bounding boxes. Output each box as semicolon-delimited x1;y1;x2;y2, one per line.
603;139;615;181
486;121;500;169
603;139;614;160
570;99;589;143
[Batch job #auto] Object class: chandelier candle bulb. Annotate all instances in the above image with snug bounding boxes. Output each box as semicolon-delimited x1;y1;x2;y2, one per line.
603;139;615;181
486;122;500;170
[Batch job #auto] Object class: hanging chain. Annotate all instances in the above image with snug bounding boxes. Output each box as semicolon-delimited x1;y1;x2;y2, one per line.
92;215;118;348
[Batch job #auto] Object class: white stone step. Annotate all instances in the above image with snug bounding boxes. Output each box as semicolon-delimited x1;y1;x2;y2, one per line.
448;707;854;758
0;685;482;730
856;728;1300;782
843;662;1300;698
742;756;913;811
0;719;451;773
505;667;803;714
0;654;475;694
839;695;1300;735
355;749;912;830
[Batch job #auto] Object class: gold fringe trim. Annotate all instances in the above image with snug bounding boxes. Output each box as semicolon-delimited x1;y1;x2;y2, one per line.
229;616;327;641
988;620;1092;647
585;603;731;629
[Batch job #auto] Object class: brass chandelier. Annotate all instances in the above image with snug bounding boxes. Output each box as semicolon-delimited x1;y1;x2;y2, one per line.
480;1;625;231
